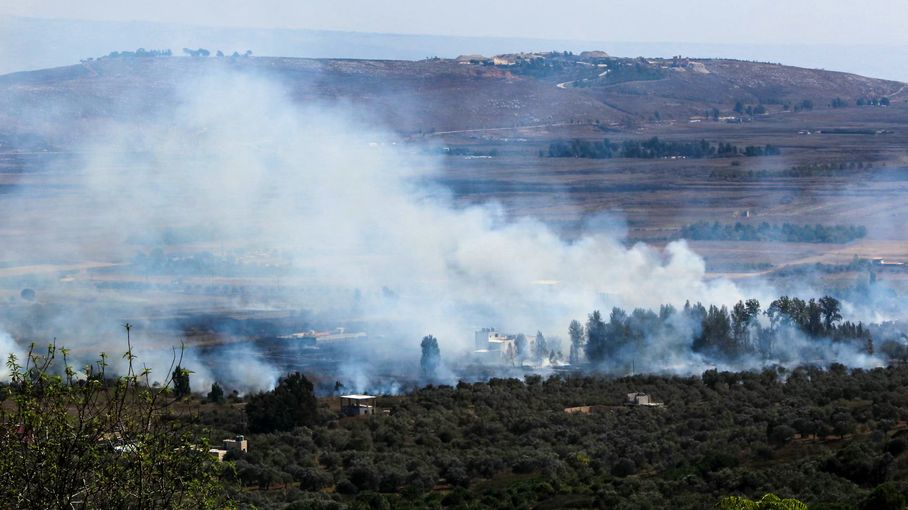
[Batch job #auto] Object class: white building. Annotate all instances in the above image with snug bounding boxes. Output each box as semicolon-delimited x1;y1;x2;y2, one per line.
340;394;377;416
473;328;517;365
626;392;664;407
209;434;248;461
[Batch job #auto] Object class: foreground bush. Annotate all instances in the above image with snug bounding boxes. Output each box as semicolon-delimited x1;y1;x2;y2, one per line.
0;330;230;509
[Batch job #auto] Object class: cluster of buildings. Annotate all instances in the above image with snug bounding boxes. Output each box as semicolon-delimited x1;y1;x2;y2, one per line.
455;50;611;67
455;52;548;66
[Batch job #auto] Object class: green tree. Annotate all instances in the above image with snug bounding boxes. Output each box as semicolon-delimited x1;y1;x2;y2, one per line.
207;382;225;404
0;335;227;509
819;296;842;331
420;335;441;380
245;372;318;433
568;320;584;364
173;364;191;399
732;301;750;348
718;493;808;509
514;334;528;362
533;331;548;363
585;310;607;362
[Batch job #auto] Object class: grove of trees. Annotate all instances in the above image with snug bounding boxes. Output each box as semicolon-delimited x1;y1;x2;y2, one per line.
546;137;781;159
209;363;908;509
577;295;874;368
679;221;867;244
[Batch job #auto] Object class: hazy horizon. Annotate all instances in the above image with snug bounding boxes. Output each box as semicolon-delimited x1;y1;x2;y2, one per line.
1;15;907;82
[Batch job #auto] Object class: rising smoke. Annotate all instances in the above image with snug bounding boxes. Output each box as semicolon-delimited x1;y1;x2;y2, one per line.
0;68;894;392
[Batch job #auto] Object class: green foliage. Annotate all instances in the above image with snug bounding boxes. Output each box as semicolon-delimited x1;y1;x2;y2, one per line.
831;97;848;108
719;493;808;509
173;363;192;399
215;363;908;509
794;99;814;112
182;48;210;57
419;335;441;380
533;331;548;363
548;137;781;160
207;382;226;404
859;482;908;510
245;371;318;433
0;337;229;509
575;295;872;365
584;310;607;362
568;320;584;364
105;48;172;58
679;222;867;244
743;144;781;156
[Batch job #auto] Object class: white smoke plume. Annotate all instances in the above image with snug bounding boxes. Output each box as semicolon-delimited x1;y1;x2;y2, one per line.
0;68;883;390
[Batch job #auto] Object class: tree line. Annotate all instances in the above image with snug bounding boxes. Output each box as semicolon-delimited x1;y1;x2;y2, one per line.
572;295;873;367
104;48;172;58
545;137;780;159
679;221;867;244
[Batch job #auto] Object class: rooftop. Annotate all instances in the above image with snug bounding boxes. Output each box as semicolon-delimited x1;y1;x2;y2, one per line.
340;394;376;400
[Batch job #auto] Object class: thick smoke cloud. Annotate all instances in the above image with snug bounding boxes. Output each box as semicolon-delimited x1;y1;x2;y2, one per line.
0;68;887;391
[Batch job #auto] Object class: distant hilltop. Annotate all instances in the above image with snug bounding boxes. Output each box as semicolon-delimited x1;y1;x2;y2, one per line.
0;51;903;142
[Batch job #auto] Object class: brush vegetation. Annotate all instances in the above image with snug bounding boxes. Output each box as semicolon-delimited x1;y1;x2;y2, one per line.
0;335;231;509
680;222;867;244
205;363;908;509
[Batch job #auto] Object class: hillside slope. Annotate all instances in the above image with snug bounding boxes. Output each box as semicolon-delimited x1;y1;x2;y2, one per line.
0;53;904;147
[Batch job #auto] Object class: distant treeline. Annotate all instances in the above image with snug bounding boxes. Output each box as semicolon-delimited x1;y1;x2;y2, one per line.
440;147;498;157
570;295;872;366
545;137;780;159
97;48;253;59
831;97;891;108
103;48;172;58
856;97;891;106
773;257;906;278
679;221;867;244
708;161;876;181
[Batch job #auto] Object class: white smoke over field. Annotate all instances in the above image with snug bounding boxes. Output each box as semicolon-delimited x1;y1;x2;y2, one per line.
0;330;26;380
0;69;887;390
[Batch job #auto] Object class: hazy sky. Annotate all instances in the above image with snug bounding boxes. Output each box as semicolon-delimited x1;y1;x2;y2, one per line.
3;0;907;46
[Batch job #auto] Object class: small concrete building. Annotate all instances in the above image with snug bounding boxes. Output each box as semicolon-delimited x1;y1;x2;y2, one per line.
223;434;248;454
626;392;663;407
627;392;650;405
475;327;505;349
209;434;248;461
340;394;377;416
